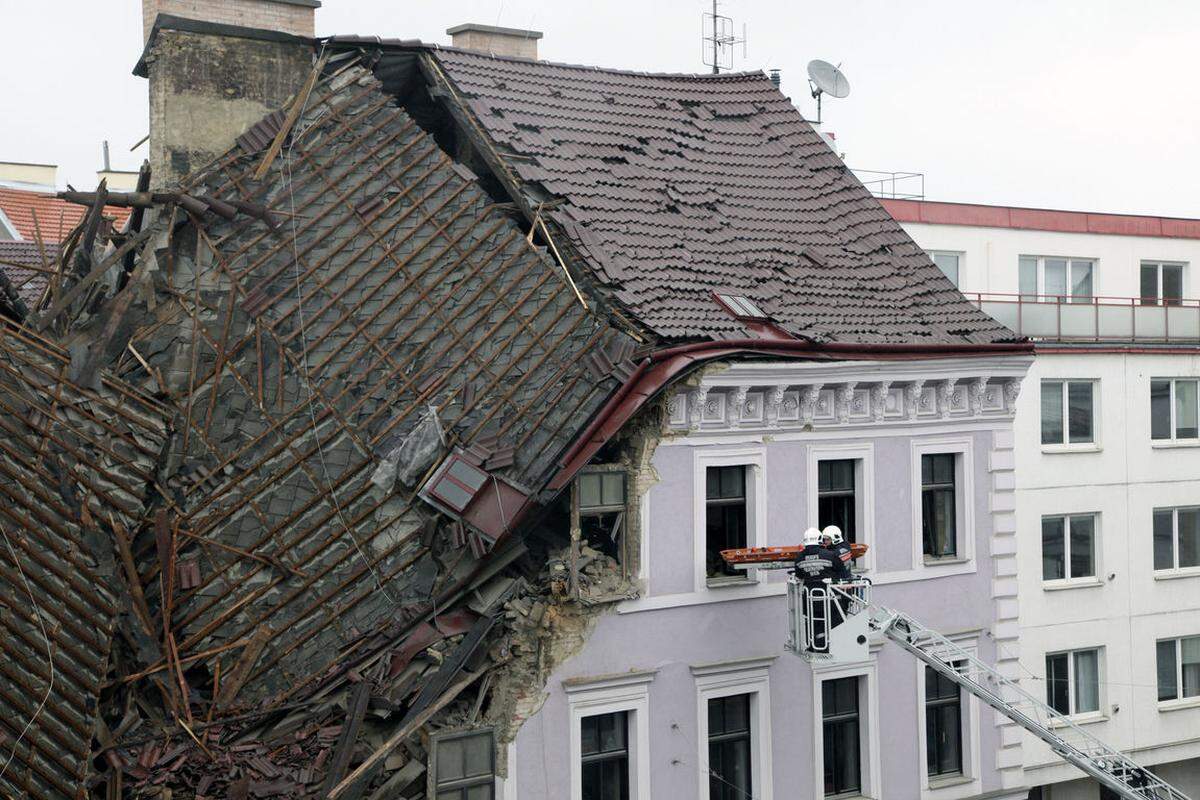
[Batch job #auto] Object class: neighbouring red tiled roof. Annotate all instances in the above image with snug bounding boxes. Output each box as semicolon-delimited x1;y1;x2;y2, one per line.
0;240;58;305
430;49;1015;344
0;186;132;243
881;198;1200;239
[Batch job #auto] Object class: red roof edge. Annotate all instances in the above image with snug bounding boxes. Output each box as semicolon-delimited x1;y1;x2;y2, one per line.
880;198;1200;240
547;338;1034;491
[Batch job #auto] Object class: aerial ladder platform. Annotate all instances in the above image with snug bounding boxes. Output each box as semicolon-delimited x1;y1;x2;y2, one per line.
721;543;1193;800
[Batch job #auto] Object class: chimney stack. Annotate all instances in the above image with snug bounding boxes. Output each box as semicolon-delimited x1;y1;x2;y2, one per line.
446;23;542;60
769;69;781;90
138;0;319;185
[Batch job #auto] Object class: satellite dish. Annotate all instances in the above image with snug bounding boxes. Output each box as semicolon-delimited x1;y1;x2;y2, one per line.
806;59;850;123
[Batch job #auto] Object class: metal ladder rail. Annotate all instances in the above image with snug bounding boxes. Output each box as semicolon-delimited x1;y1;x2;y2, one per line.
850;595;1192;800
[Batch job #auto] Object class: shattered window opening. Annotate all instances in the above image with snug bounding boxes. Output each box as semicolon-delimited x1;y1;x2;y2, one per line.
433;729;496;800
576;467;628;562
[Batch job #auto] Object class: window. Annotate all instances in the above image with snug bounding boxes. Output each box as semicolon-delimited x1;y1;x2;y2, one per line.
1019;255;1094;303
822;677;861;797
577;469;627;561
929;252;961;287
713;292;768;321
818;460;857;544
1141;262;1185;306
921;454;957;559
1041;514;1096;581
421;452;489;515
1040;380;1095;446
1045;649;1100;716
706;465;747;580
925;666;963;778
707;694;752;800
1153;507;1200;571
434;730;495;800
1151;379;1199;441
581;712;629;800
1156;636;1200;703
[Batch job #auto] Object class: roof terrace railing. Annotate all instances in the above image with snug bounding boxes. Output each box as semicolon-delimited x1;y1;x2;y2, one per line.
851;168;925;200
966;292;1200;343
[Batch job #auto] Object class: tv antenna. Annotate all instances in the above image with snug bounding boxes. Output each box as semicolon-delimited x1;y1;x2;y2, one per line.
702;0;746;74
807;59;851;123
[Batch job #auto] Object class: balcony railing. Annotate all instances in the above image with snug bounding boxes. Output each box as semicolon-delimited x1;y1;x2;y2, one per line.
966;292;1200;343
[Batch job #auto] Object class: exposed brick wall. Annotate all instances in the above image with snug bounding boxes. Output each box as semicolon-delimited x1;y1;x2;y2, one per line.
143;0;316;40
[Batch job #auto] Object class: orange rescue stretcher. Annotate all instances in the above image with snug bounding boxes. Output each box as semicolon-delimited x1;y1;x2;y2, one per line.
720;543;869;570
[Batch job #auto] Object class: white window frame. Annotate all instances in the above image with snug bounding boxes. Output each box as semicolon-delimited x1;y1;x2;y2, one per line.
1140;261;1187;305
1156;635;1200;710
1150;378;1200;445
1044;647;1105;721
928;250;963;288
693;446;767;592
915;639;983;800
910;438;975;571
1039;379;1099;451
1040;512;1101;588
692;656;775;800
1152;506;1200;576
1019;254;1095;302
807;443;875;573
565;670;656;800
812;660;881;799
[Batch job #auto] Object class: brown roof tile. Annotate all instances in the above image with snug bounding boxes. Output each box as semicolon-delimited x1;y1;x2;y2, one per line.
431;50;1015;344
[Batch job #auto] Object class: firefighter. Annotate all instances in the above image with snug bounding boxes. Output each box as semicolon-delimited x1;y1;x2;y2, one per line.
793;527;839;652
793;527;838;586
822;525;854;581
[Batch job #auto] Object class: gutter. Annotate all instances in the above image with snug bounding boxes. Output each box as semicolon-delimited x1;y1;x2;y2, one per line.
547;338;1034;491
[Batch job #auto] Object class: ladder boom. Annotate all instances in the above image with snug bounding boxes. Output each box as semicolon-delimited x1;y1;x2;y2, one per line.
854;594;1191;800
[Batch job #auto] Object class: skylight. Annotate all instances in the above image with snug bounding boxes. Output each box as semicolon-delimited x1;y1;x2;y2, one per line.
713;292;768;321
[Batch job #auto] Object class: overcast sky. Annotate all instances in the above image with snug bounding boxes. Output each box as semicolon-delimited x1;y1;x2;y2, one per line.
1;0;1197;217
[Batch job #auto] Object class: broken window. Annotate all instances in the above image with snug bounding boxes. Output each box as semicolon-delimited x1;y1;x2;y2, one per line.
576;468;627;561
433;729;495;800
706;465;747;580
421;452;489;516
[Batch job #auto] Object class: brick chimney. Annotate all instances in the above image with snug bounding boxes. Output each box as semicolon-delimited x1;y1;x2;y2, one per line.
446;23;542;60
137;0;319;185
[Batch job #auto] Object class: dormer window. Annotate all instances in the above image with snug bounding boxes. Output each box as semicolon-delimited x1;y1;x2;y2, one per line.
713;292;768;321
421;452;489;515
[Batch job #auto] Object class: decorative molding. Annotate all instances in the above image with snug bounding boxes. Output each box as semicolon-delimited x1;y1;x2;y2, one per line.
870;381;891;422
663;358;1031;435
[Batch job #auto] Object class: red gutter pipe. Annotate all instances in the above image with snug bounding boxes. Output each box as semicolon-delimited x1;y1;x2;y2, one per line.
547;338;1033;491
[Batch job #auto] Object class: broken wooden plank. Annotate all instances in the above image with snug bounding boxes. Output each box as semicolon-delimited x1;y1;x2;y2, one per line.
318;681;371;797
253;52;330;181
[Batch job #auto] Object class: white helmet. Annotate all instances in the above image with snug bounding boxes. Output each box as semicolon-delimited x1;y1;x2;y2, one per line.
802;527;821;546
822;525;844;545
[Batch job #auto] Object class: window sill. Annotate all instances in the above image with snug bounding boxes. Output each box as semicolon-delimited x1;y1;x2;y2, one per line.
706;575;755;589
1048;711;1107;728
1154;568;1200;581
1041;443;1100;454
1158;696;1200;713
927;773;973;790
1042;578;1103;591
922;555;969;566
1151;440;1200;449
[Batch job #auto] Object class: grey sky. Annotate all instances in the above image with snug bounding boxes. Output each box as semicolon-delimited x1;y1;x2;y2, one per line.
1;0;1197;217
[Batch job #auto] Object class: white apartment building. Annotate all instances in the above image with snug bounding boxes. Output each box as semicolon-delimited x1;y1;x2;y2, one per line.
883;198;1200;800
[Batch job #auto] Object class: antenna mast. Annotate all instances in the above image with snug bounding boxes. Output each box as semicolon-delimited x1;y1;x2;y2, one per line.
701;0;746;74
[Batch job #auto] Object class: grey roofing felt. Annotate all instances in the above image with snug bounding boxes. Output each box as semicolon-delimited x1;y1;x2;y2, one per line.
429;48;1017;344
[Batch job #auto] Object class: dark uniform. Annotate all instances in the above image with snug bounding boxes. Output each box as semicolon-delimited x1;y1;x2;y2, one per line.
830;541;854;580
793;543;839;586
